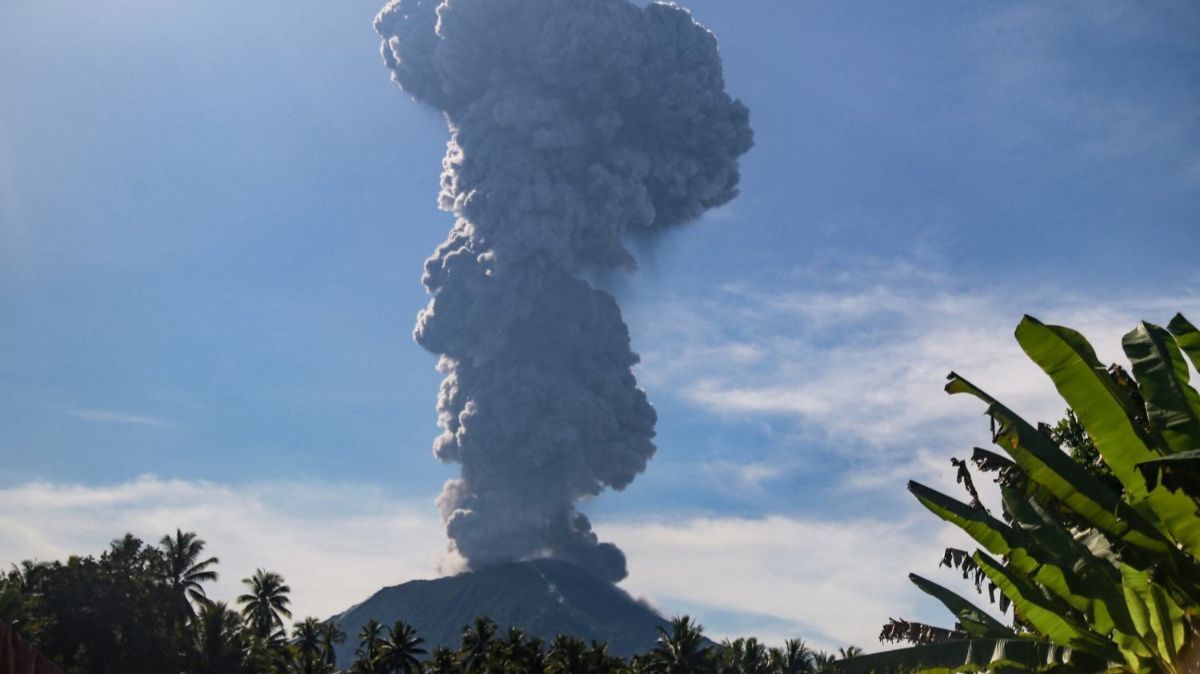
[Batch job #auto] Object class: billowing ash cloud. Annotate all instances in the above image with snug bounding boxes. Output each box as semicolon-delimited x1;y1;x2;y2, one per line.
375;0;752;583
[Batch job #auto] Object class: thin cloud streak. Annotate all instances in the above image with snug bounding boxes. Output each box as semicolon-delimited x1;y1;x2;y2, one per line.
68;409;171;427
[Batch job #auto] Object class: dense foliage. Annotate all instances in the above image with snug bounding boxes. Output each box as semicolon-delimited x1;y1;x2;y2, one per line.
1;534;848;674
835;314;1200;674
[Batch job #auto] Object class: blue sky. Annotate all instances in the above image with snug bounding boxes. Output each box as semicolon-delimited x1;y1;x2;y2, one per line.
2;0;1198;652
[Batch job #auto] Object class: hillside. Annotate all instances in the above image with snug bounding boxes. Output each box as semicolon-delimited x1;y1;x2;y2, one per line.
328;559;670;667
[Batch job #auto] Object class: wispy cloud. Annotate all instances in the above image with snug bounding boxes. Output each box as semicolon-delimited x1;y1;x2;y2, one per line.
632;259;1199;468
688;459;784;500
68;409;171;427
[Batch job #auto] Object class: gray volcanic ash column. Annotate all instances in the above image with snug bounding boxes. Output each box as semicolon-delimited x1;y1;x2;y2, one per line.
375;0;752;584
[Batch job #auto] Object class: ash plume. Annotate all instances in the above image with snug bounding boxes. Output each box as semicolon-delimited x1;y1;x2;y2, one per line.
375;0;752;583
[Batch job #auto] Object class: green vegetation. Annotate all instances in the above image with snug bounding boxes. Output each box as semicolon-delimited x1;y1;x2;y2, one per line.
1;533;848;673
835;314;1200;674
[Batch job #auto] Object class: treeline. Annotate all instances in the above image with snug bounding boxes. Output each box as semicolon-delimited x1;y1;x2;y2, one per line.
0;530;304;674
327;614;849;674
0;531;850;674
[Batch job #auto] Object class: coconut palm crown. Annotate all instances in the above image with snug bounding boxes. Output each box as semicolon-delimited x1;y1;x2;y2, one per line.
237;568;292;640
159;529;219;617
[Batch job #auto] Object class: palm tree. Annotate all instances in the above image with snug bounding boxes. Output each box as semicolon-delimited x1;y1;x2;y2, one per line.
496;628;549;674
547;635;586;674
160;529;219;619
588;640;623;674
320;621;347;672
109;533;143;559
769;639;814;674
524;636;549;674
244;627;291;674
716;638;744;674
293;617;325;674
192;601;246;674
835;646;862;661
739;638;769;674
1;561;49;634
424;646;460;674
237;568;292;640
710;633;739;671
459;616;496;673
648;616;713;674
496;627;529;672
355;619;386;673
377;620;426;673
810;651;835;671
629;654;657;674
7;560;48;592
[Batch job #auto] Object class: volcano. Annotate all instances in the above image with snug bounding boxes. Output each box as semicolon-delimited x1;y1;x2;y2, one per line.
328;559;671;667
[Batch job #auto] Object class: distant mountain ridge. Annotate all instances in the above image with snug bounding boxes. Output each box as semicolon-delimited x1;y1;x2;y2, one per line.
329;559;670;668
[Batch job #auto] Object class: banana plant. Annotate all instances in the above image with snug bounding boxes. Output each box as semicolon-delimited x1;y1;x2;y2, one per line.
831;314;1200;674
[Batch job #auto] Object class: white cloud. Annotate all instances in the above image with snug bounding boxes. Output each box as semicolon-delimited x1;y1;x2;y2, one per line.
689;460;783;499
633;265;1199;466
0;476;997;653
68;409;171;427
601;513;977;652
0;476;445;622
839;448;947;494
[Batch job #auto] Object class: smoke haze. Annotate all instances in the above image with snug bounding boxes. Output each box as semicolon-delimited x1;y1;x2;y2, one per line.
375;0;752;583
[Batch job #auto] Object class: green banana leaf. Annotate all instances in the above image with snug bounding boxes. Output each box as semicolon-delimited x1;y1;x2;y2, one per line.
1015;316;1200;556
825;638;1099;674
1000;489;1133;639
910;481;1112;628
1167;314;1200;373
972;551;1118;660
909;574;1016;639
970;447;1017;473
1014;316;1157;496
1122;322;1200;455
944;372;1169;554
909;482;1016;556
970;448;1072;524
1121;566;1188;671
1137;450;1200;497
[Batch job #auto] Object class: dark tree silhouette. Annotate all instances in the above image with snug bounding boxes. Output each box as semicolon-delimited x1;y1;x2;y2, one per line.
459;616;496;673
237;568;292;640
159;529;219;620
378;620;427;674
192;601;246;674
648;615;713;674
320;621;347;672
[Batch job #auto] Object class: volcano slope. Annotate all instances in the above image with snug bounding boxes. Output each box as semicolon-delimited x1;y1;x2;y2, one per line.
329;559;671;667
